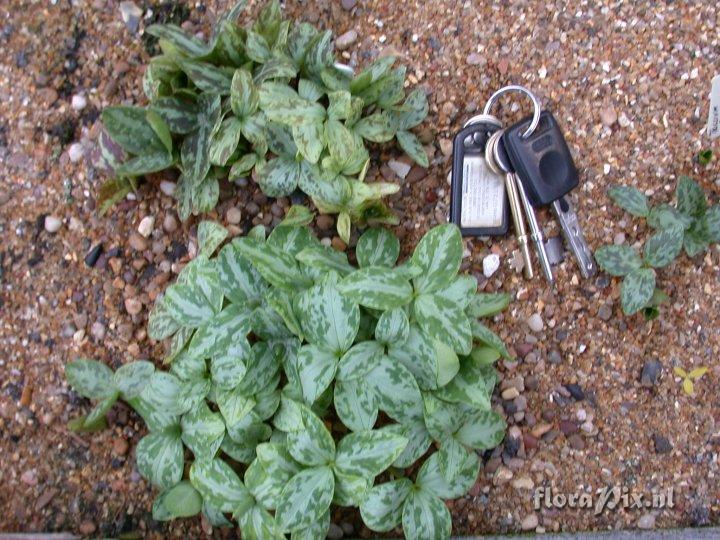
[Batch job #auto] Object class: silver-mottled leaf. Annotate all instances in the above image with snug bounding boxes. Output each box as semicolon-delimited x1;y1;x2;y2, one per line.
65;359;115;399
136;431;184;489
275;466;334;533
375;308;410;346
181;401;226;460
416;450;480;499
337;266;413;311
359;478;412;532
113;360;155;399
608;185;650;217
366;356;423;423
411;224;462;294
334;378;378;431
621;267;656;315
334;428;407;478
190;457;254;514
414;293;472;355
401;489;451;540
286;406;335;466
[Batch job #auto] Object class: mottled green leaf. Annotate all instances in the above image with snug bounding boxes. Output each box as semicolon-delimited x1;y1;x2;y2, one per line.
353;112;395;143
595;245;643;277
164;283;216;327
296;245;353;276
335;428;407;478
181;94;222;184
608;185;649;217
190;457;253;514
217;242;267;305
260;82;326;126
338;266;413;310
466;292;511;318
151;97;199;134
116;152;174;177
197;220;228;257
396;129;428;167
294;279;360;354
101;106;164;155
235;235;311;290
386;324;438;390
209;117;242;166
647;204;693;230
136;431;184;489
332;469;370;507
296;344;337;403
705;206;720;243
402;489;451;540
621;267;656;315
161;481;203;518
375;308;410;345
414;293;472;355
177;58;233;94
254;56;298;84
366;356;423;423
411;224;463;293
676;176;706;217
334;378;378;432
336;340;384;382
435;355;495;408
356;227;400;268
292;122;324;163
181;401;225;459
238;505;284;540
455;409;507;449
643;225;684;268
360;479;412;532
286;406;335;466
65;359;115;399
276;466;334;533
113;360;154;399
146;23;210;57
437;434;471;483
416;451;479;499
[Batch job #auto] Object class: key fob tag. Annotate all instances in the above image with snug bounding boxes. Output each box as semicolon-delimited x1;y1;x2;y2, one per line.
450;121;509;236
502;110;579;207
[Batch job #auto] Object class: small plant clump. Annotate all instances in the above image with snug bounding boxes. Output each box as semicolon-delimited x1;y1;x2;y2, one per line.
94;0;429;242
66;212;511;539
596;177;720;318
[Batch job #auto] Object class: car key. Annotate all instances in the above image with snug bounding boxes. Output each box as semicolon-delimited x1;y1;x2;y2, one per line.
502;110;597;278
449;114;509;236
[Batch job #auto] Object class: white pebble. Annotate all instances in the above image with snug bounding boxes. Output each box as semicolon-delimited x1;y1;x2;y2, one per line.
483;254;500;277
68;143;84;163
527;313;544;333
388;160;411;179
521;513;539;530
137;216;155;238
71;94;87;111
159;180;176;197
637;513;656;530
44;215;62;233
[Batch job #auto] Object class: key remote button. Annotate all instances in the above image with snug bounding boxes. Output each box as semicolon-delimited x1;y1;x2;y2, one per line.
464;135;474;148
473;132;484;145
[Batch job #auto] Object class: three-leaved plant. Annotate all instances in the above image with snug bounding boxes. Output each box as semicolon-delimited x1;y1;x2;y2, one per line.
93;0;429;243
596;177;720;319
65;212;511;539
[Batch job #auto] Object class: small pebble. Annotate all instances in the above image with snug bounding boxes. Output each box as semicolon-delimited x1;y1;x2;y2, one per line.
483;254;500;277
568;434;585;450
641;359;662;387
341;0;356;10
466;52;484;65
521;513;539;531
226;207;242;225
316;214;334;231
653;434;672;454
44;215;62;233
501;387;519;400
327;523;343;539
597;304;613;321
163;214;178;233
71;94;87;111
128;232;148;251
548;349;563;364
388;159;411;179
159;180;176;196
527;313;544;332
335;29;358;50
91;322;106;340
113;437;129;456
600;105;618;126
84;243;103;267
124;297;142;315
79;521;96;535
564;383;585;401
137;216;155;237
119;1;142;33
637;513;656;530
68;143;84;163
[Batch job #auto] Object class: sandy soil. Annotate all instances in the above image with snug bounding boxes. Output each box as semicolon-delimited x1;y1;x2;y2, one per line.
0;0;718;537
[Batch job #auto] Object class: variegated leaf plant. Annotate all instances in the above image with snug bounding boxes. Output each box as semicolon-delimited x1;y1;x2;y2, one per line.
597;176;720;319
95;0;430;242
66;214;510;539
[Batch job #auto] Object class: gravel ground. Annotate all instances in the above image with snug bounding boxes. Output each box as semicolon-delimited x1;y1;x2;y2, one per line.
1;0;719;537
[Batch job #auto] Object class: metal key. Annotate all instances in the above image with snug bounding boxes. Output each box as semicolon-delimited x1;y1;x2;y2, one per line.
490;133;554;283
502;110;597;278
485;130;533;279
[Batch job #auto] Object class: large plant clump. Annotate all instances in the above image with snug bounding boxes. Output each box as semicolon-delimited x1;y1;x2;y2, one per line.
96;0;429;242
66;213;511;539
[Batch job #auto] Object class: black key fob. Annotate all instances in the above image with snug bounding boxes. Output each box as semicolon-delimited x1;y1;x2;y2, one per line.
502;110;579;207
449;118;509;236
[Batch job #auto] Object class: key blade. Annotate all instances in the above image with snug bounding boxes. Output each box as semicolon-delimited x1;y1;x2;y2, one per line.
551;197;597;279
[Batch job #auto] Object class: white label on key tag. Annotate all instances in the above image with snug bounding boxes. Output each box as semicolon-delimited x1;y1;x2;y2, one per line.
708;74;720;139
460;155;505;228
